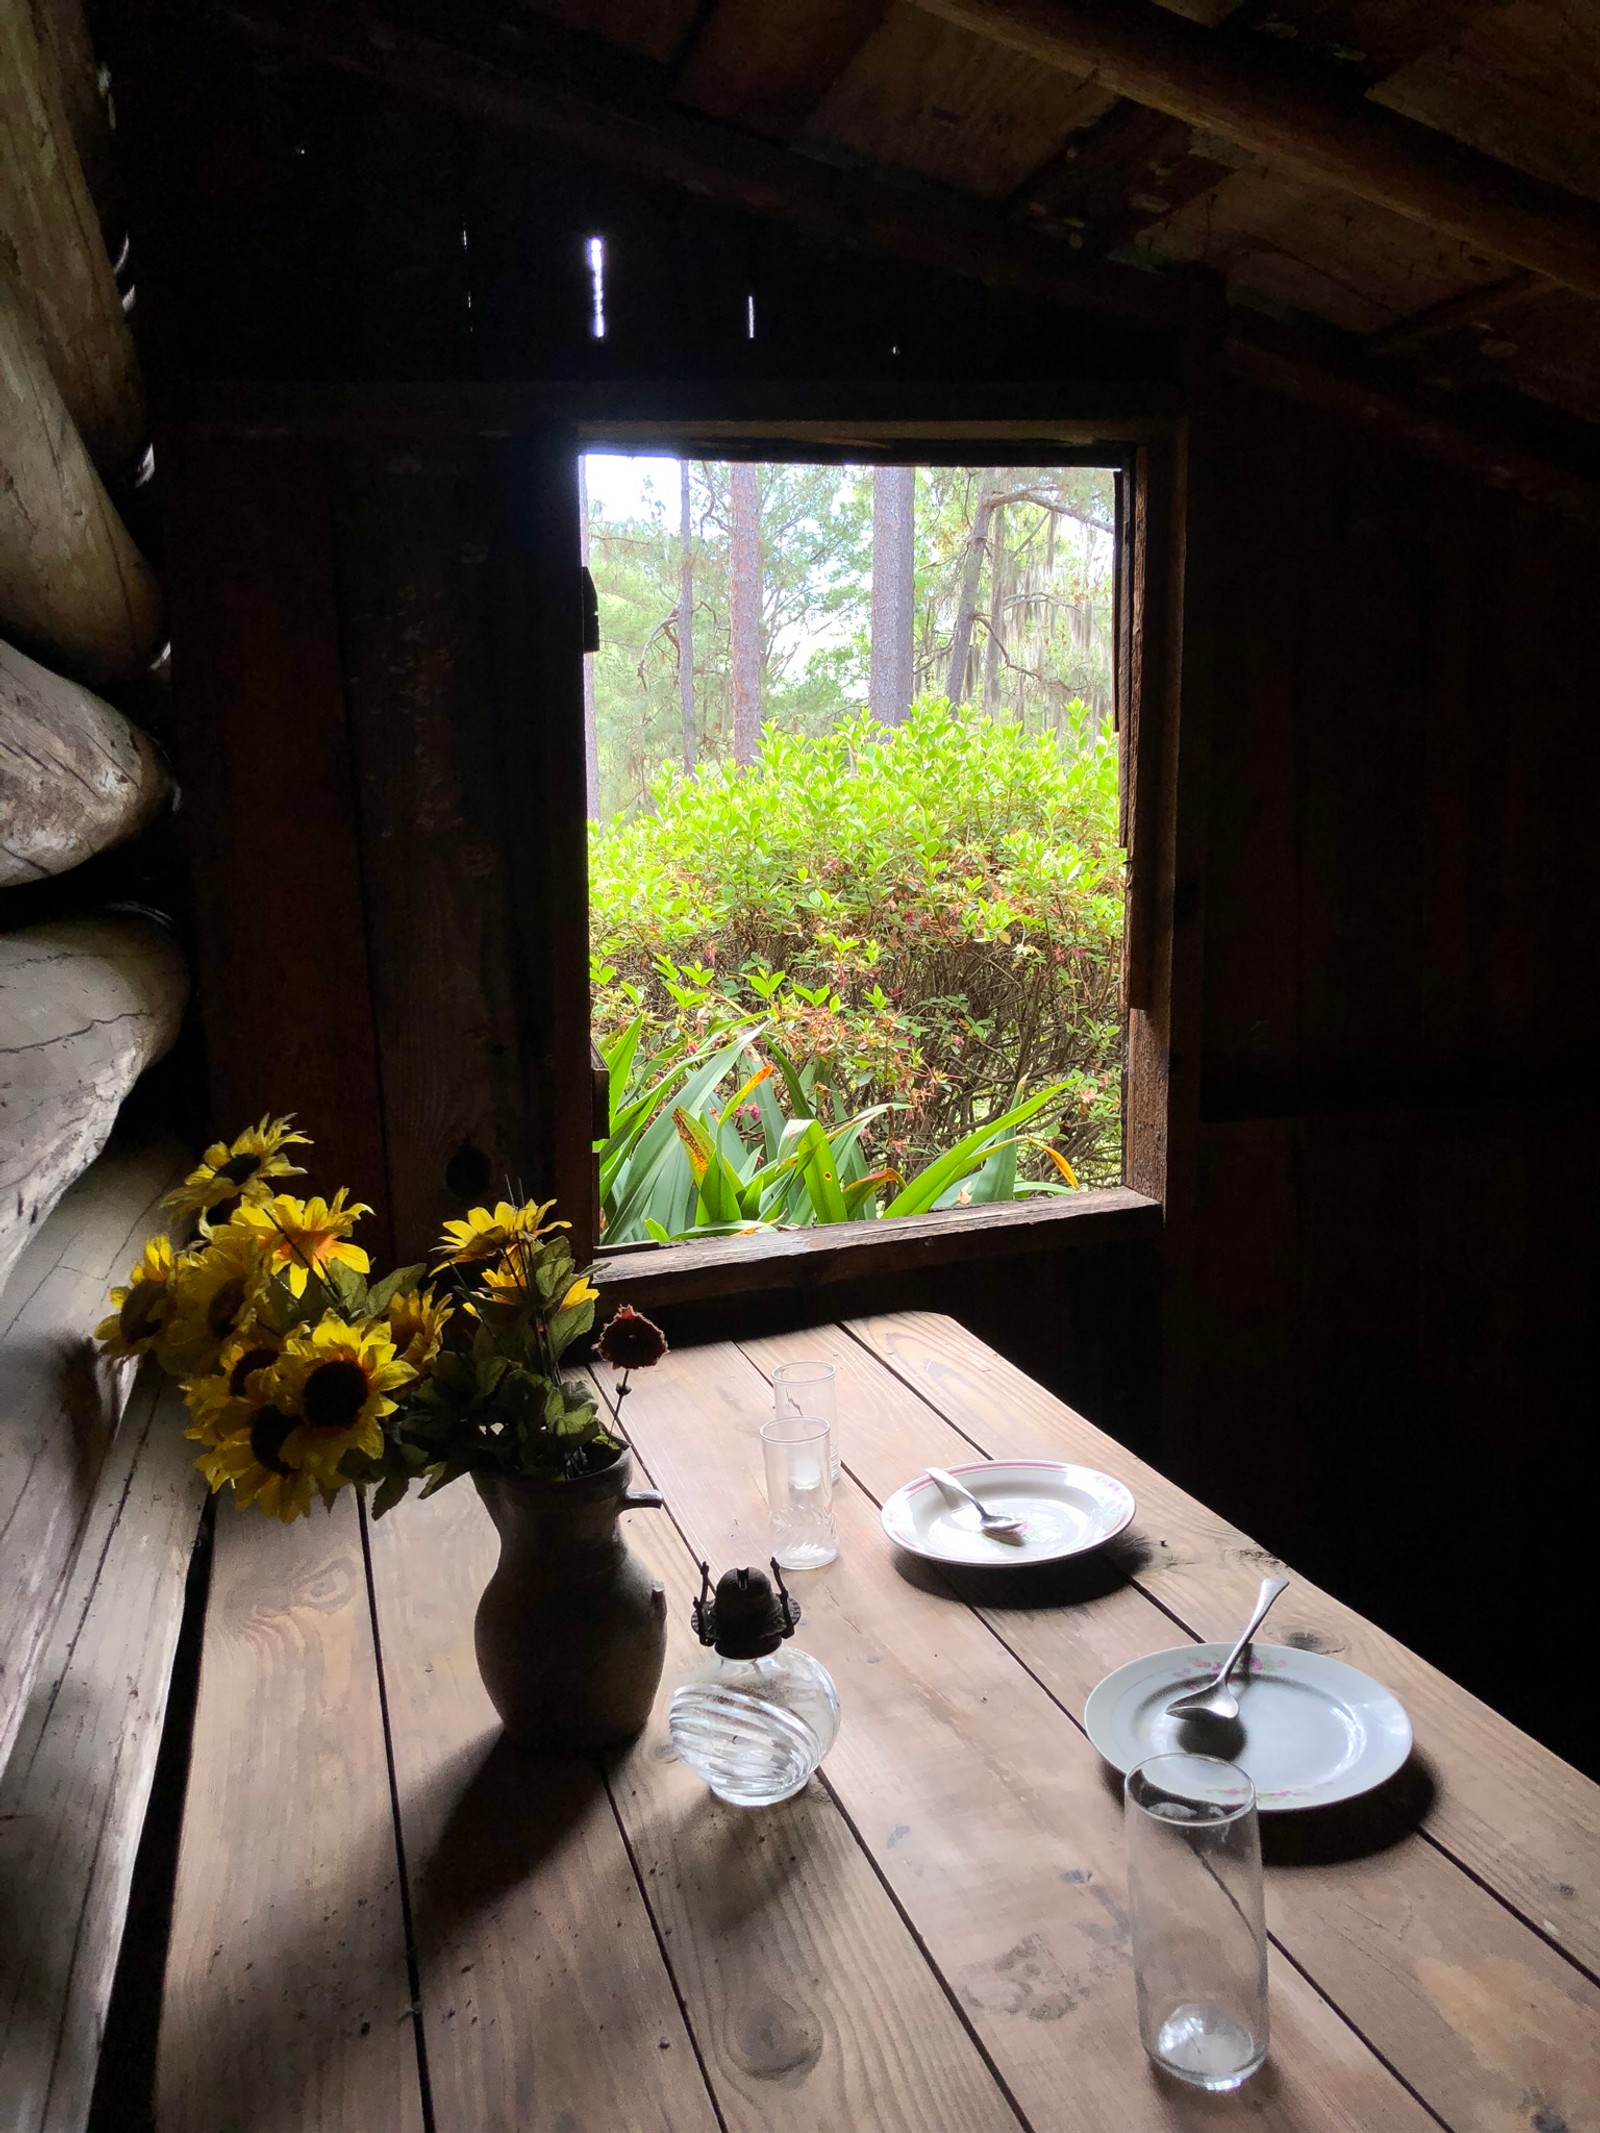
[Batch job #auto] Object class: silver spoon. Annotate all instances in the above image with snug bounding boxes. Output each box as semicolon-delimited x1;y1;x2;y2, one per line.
1165;1575;1290;1721
925;1467;1028;1542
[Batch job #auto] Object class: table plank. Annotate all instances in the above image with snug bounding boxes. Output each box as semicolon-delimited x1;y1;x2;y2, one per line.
739;1321;1600;2133
157;1495;424;2133
364;1479;721;2133
605;1340;1443;2133
848;1309;1600;1981
608;1497;1027;2133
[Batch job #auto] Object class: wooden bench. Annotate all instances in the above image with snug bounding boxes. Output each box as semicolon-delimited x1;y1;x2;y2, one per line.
0;1137;206;2133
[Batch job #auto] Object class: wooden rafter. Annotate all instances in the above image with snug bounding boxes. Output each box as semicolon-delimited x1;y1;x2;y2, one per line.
202;0;1182;331
196;0;1600;514
906;0;1600;302
1009;99;1237;255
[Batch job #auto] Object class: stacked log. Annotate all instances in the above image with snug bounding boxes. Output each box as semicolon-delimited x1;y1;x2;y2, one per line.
0;277;162;689
0;0;142;473
0;637;173;886
0;915;189;1295
0;0;187;1316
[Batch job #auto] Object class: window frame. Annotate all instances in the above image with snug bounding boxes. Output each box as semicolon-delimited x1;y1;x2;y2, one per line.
574;413;1181;1296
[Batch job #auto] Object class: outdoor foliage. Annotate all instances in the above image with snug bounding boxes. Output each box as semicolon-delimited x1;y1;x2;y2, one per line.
587;461;1116;819
591;698;1123;1241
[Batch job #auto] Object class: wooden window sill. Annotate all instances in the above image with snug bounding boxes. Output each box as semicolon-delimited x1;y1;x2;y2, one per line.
592;1187;1161;1310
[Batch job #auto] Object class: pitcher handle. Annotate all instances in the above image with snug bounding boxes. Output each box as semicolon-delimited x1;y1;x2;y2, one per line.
621;1487;665;1511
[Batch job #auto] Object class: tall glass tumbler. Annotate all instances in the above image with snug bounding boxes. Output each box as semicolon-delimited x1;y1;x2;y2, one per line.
760;1412;838;1569
1125;1754;1268;2091
772;1360;840;1481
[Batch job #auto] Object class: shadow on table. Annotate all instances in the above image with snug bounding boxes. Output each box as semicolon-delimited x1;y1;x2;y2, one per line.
409;1733;607;1959
1093;1751;1436;1864
888;1542;1130;1612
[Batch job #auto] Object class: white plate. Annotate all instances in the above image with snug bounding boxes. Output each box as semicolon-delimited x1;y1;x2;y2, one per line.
1083;1644;1413;1811
880;1459;1134;1567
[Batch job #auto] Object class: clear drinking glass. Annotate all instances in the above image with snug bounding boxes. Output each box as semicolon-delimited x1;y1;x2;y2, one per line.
1125;1753;1268;2091
760;1412;838;1569
772;1360;840;1481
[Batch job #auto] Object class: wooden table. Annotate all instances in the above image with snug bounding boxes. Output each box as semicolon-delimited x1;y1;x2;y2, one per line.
158;1313;1600;2133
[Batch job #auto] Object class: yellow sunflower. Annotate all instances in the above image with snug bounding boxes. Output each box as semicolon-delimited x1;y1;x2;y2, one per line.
560;1275;600;1311
384;1286;452;1371
164;1114;310;1224
198;1414;318;1524
161;1223;275;1371
264;1314;416;1484
434;1199;562;1267
231;1189;371;1297
96;1235;179;1360
182;1331;283;1447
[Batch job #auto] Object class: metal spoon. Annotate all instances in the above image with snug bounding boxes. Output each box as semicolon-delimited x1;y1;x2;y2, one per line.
925;1467;1028;1542
1165;1575;1290;1721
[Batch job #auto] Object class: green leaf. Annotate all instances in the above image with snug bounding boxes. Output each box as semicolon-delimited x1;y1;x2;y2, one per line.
884;1084;1067;1219
365;1263;427;1314
795;1119;848;1224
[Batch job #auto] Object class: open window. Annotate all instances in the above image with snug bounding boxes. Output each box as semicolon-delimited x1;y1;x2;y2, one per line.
580;443;1142;1263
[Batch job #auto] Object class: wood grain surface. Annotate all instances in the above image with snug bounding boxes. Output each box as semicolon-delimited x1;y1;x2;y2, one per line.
364;1477;718;2133
739;1318;1600;2133
0;1373;204;2133
154;1314;1600;2132
607;1339;1441;2133
156;1492;424;2133
844;1311;1600;1983
0;1133;180;1775
0;635;172;887
597;1488;1025;2133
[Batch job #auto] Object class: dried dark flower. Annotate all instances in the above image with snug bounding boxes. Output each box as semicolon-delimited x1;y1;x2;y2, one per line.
597;1306;668;1373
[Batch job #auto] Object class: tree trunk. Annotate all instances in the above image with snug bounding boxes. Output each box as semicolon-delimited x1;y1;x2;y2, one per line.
0;913;188;1296
677;460;696;773
0;636;173;885
944;471;1001;707
577;457;599;818
0;0;143;475
0;279;162;687
729;460;761;768
870;464;915;727
982;502;1007;717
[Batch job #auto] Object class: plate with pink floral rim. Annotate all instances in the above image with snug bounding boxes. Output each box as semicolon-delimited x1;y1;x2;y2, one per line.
880;1459;1135;1568
1083;1644;1413;1811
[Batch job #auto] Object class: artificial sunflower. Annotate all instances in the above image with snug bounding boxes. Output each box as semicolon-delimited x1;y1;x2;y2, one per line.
95;1235;179;1360
435;1199;562;1267
162;1222;274;1369
182;1330;283;1447
164;1114;310;1224
199;1413;318;1524
231;1189;371;1296
385;1286;452;1371
265;1314;416;1483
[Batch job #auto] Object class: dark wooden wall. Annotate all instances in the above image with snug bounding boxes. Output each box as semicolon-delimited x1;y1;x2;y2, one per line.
112;17;1598;1764
1168;380;1599;1770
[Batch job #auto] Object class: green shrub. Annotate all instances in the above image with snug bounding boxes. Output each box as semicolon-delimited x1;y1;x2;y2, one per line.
590;698;1124;1228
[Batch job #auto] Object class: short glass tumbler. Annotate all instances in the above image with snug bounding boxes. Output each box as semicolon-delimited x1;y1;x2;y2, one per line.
1125;1753;1268;2092
760;1413;838;1569
772;1360;840;1481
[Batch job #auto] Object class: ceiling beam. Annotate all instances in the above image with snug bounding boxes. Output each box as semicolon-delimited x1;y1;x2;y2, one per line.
1364;272;1550;361
205;0;1181;332
198;0;1600;517
906;0;1600;303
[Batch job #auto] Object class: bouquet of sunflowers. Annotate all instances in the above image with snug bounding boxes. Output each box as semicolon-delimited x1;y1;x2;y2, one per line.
99;1116;659;1523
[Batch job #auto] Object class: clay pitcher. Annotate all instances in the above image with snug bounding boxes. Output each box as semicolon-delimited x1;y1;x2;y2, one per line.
472;1451;668;1751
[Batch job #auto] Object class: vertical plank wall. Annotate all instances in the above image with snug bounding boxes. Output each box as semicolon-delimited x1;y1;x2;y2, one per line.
1168;380;1599;1769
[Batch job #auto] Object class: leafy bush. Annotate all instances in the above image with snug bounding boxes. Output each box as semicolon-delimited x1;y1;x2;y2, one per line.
590;699;1123;1238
